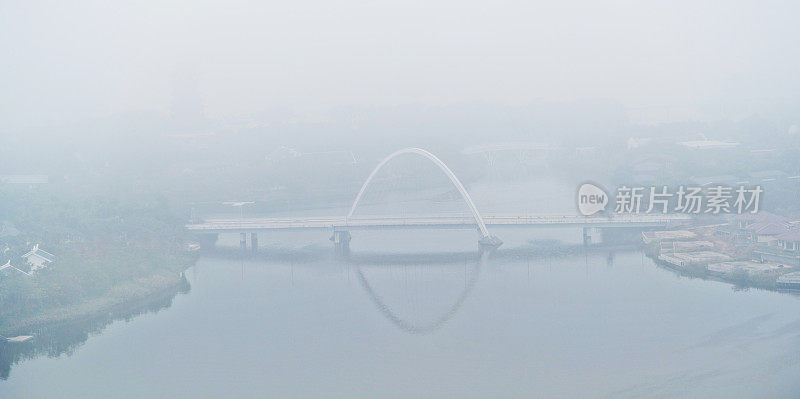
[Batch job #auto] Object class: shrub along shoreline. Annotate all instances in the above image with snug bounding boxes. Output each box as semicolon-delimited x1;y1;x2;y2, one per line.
0;187;197;334
1;260;195;334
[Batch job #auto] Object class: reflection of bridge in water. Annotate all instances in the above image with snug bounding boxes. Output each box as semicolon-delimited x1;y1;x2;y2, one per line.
353;253;486;335
187;148;691;253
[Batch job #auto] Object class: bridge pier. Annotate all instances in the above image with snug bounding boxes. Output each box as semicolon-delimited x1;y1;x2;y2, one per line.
240;232;247;251
330;230;351;256
250;232;258;253
582;227;602;245
478;235;503;252
196;233;218;249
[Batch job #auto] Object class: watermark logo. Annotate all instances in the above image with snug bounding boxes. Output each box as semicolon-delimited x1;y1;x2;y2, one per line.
577;184;764;215
577;183;609;215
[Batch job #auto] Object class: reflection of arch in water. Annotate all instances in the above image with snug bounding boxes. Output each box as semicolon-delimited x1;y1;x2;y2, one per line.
348;148;491;238
354;253;486;334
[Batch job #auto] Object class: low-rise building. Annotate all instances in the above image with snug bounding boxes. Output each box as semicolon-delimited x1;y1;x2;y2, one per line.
775;230;800;253
0;260;32;277
731;211;785;228
755;230;800;266
642;230;697;245
21;244;55;271
777;272;800;288
707;261;788;276
747;221;790;245
660;241;714;254
718;211;790;244
658;251;731;268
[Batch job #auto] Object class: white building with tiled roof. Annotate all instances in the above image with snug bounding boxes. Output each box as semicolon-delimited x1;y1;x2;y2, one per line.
22;244;55;271
0;260;32;277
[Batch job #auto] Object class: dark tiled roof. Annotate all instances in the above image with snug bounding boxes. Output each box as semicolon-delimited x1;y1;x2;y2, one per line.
748;221;790;235
733;211;787;224
776;230;800;242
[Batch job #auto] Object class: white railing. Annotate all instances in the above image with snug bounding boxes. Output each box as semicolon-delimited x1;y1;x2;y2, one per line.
186;214;690;230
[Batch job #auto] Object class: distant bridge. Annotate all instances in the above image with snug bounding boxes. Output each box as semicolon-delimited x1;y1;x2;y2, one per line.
187;214;689;232
187;148;690;253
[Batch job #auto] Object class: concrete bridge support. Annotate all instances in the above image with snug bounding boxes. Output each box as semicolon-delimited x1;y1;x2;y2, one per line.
582;227;602;245
250;232;258;253
197;233;218;250
330;230;351;256
240;232;247;251
478;235;503;252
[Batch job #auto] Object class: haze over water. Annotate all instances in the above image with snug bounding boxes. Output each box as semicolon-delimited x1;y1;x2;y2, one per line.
3;178;800;398
3;1;800;397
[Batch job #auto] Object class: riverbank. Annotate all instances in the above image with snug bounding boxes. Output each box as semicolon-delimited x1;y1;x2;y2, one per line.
642;224;799;292
0;186;201;336
651;255;787;291
1;259;195;335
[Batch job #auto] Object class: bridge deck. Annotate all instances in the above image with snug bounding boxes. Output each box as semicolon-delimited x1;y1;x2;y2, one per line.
186;214;691;232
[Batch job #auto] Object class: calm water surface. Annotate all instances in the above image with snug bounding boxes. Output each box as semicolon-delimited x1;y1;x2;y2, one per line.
3;179;800;398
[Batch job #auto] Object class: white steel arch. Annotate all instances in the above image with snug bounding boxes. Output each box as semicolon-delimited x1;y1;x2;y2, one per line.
347;148;491;237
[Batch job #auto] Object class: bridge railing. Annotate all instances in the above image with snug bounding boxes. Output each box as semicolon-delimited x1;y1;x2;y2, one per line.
185;213;692;230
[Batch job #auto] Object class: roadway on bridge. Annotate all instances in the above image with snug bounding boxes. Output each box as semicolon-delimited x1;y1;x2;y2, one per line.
186;214;691;232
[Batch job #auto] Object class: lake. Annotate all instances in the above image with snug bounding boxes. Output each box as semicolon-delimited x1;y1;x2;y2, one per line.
3;178;800;398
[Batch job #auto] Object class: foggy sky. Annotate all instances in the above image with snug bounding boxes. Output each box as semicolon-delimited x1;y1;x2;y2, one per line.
2;0;799;130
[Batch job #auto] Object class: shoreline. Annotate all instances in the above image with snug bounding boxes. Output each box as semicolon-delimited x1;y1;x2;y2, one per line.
640;224;800;293
9;237;795;336
646;249;797;293
2;260;196;335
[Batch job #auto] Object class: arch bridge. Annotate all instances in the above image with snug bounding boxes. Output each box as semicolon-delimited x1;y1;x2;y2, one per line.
187;148;690;253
